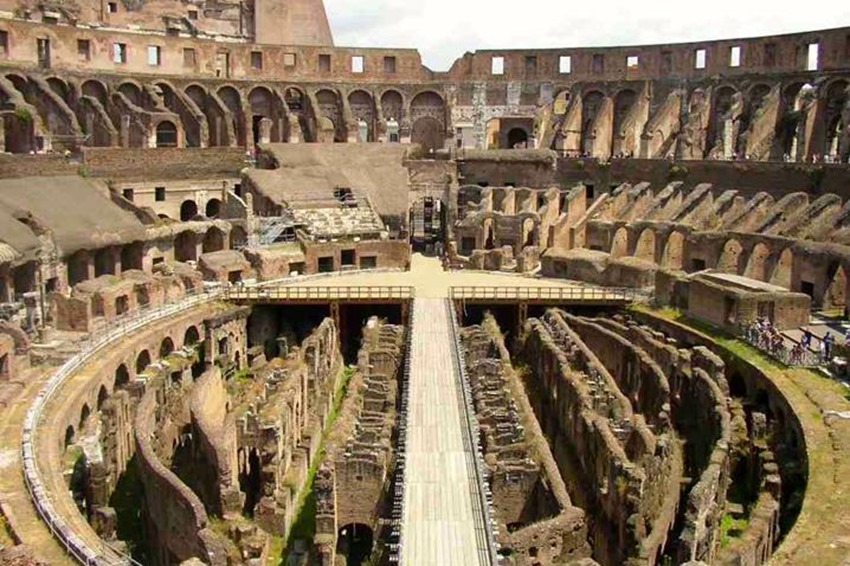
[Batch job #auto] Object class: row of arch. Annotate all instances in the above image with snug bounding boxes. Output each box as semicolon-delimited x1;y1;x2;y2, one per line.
6;72;452;153
609;225;848;308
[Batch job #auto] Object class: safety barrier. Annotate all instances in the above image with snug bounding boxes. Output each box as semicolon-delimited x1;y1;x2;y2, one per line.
21;287;223;565
225;285;415;302
448;285;637;303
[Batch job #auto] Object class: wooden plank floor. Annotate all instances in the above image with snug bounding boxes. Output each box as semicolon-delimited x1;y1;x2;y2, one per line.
401;299;488;566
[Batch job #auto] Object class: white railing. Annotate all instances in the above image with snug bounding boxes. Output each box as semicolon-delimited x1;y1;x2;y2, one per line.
21;287;223;565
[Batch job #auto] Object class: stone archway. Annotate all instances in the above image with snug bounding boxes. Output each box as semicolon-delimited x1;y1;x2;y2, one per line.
717;239;744;274
662;231;685;270
633;228;657;263
507;127;529;149
610;227;628;258
411;117;444;154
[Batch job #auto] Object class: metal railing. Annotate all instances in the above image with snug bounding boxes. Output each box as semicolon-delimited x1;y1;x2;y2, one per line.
449;285;637;303
738;324;824;367
446;300;501;565
225;285;415;302
21;287;223;565
390;304;415;563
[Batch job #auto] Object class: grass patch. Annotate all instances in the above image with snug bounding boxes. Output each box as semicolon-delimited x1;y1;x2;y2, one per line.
276;364;357;564
720;512;750;547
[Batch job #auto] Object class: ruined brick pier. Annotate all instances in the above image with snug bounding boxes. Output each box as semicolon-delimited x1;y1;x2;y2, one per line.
400;298;496;565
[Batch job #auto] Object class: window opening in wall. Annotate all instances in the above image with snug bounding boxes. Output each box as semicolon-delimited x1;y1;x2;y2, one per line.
730;45;741;67
234;183;242;197
37;38;50;68
801;280;815;298
188;9;198;19
359;256;377;269
107;1;117;12
251;50;263;70
586;184;595;200
525;55;537;76
77;39;90;61
351;55;364;73
764;43;776;67
384;56;396;73
113;42;127;64
491;56;504;75
319;53;331;72
318;256;334;273
147;45;161;66
341;249;356;266
152;257;164;265
0;31;7;56
122;188;134;201
183;47;196;68
215;51;230;78
592;53;604;73
155;186;166;201
661;51;672;73
694;48;707;69
692;258;707;271
626;55;639;68
559;55;571;74
806;42;819;70
283;52;296;67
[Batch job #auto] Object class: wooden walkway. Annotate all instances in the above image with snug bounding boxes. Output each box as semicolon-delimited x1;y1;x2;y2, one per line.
401;299;491;566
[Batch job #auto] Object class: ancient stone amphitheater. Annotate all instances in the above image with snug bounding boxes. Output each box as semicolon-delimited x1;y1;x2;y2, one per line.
0;1;849;565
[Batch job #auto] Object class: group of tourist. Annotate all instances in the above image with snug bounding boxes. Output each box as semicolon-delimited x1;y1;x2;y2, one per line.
742;317;849;366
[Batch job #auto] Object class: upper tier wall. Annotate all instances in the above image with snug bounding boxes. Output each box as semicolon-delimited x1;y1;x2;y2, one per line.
0;19;849;81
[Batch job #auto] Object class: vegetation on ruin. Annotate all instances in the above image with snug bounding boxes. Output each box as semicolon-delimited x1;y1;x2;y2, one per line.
277;364;357;564
13;108;32;122
720;512;750;547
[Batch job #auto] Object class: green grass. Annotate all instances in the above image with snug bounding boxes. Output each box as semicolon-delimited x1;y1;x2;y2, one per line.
276;364;357;564
720;512;750;547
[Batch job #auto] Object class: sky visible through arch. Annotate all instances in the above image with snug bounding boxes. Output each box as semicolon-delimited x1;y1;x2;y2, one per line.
324;0;850;71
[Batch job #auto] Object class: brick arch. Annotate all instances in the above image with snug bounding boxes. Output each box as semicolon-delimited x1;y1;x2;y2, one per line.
633;227;657;263
117;81;144;106
380;89;404;122
81;79;109;105
769;247;794;288
716;238;744;274
661;230;686;270
742;241;774;281
610;226;629;258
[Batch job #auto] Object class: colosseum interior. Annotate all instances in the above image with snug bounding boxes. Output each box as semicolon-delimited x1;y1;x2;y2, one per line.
0;0;850;565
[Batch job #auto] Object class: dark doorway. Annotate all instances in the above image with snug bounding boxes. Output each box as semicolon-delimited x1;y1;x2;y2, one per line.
507;127;528;149
336;523;374;566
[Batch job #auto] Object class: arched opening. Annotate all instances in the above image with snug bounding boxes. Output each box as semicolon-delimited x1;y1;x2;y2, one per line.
483;220;495;250
64;425;75;447
744;243;771;281
507;127;529;149
175;231;198;262
180;200;199;222
155;121;178;148
160;337;175;358
581;91;605;155
217;86;245;146
336;523;374;566
79;403;91;431
662;232;685;270
610;227;628;258
316;89;344;143
825;262;847;310
823;80;849;161
184;326;200;346
411;117;444;154
633;229;656;263
205;199;222;219
203;227;225;254
97;385;109;411
118;82;143;106
728;372;747;399
717;239;744;273
349;90;375;142
612;89;638;156
381;90;403;142
410;91;445;153
135;350;151;375
707;86;739;158
120;242;144;272
769;248;794;289
115;363;130;389
81;80;108;105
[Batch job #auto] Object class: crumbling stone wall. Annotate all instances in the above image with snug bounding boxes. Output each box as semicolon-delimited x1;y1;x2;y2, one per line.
519;310;684;566
314;316;406;563
460;315;593;565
